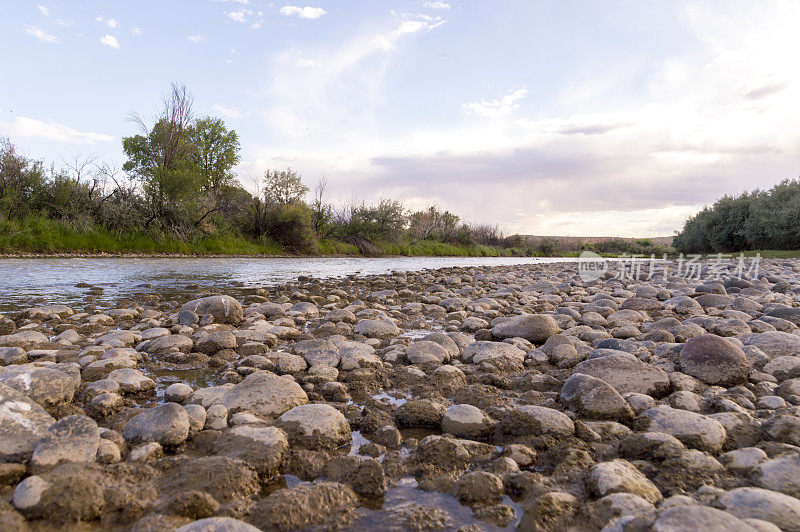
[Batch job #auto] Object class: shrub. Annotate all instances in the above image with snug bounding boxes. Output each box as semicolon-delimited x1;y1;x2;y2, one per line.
266;204;317;254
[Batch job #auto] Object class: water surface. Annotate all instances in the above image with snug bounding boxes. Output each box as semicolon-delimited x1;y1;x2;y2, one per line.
0;256;570;311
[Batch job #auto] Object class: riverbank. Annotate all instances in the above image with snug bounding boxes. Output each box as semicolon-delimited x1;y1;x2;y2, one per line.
1;258;799;530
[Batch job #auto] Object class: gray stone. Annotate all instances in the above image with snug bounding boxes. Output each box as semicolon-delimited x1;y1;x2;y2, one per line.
753;454;800;498
502;405;575;438
276;403;351;449
560;373;634;421
573;352;671;397
122;402;190;447
679;334;749;386
174;517;261;532
638;406;727;452
715;487;800;532
492;313;559;343
652;505;757;531
180;295;243;325
31;415;100;468
218;371;308;420
0;383;55;462
441;404;495;439
214;425;289;476
586;459;662;503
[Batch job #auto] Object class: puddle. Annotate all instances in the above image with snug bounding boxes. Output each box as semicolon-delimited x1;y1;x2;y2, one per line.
371;391;409;406
347;476;522;531
140;366;215;403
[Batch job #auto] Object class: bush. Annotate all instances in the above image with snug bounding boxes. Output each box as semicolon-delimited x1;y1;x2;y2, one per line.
266;204;317;254
538;238;559;256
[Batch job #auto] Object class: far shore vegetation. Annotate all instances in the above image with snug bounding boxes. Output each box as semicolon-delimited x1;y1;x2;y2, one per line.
2;83;682;258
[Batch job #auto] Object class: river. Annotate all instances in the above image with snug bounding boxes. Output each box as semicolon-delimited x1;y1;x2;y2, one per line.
0;256;573;311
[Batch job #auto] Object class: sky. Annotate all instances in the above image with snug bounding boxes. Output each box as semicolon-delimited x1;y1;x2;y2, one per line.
2;0;800;237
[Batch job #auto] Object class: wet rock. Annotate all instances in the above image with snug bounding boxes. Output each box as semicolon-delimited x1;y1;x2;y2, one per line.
441;404;495;439
108;368;156;396
157;456;259;504
0;346;27;366
276;403;351;449
204;404;228;430
518;491;579;531
396;399;448;428
0;362;80;410
214;425;289;477
217;371;308;420
455;471;504;506
122;402;191;447
146;334;194;355
353;319;400;339
247;482;358;531
31;414;100;469
406;340;450;364
293;339;341;367
165;383;193;403
411;435;471;478
679;334;749;386
0;330;49;349
492;313;559;342
196;332;236;354
130;441;163;462
573;352;671;397
560;373;634;421
180;296;243;325
463;341;525;365
0;383;55;462
586;459;662;503
637;406;727;452
502;405;575;438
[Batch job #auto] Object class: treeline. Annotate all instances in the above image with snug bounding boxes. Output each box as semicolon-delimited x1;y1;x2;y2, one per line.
673;178;800;253
0;84;519;256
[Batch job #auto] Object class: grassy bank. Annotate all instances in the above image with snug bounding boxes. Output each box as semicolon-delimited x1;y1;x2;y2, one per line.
0;215;523;257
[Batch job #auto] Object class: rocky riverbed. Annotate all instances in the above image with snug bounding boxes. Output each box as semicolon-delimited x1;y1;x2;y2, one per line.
2;259;800;531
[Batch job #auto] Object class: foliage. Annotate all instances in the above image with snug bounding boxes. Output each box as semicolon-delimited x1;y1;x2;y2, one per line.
673;178;800;253
263;168;309;206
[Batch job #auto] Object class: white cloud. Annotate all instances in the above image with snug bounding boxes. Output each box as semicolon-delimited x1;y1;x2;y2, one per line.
55;19;73;26
296;57;317;68
279;6;327;19
0;117;114;144
100;34;120;49
188;34;205;43
462;88;530;118
36;5;50;16
131;27;142;35
96;16;118;29
225;9;250;22
250;3;800;237
423;1;450;10
211;104;251;119
212;0;250;3
26;26;59;44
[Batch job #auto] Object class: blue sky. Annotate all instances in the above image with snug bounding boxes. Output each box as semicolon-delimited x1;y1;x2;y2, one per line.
2;1;799;236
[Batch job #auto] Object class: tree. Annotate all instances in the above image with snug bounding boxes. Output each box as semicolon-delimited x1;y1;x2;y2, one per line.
190;117;240;192
310;177;333;237
263;167;308;205
122;83;199;228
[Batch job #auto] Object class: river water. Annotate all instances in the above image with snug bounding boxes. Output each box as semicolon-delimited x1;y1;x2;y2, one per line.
0;256;573;311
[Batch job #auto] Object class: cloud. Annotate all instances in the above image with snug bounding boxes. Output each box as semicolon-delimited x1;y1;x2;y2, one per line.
25;26;59;44
225;9;250;22
279;6;327;19
100;34;120;49
263;11;447;140
36;5;49;16
0;117;114;144
131;27;142;35
188;34;205;43
211;104;251;119
462;88;529;118
96;16;118;28
423;1;450;9
211;0;250;3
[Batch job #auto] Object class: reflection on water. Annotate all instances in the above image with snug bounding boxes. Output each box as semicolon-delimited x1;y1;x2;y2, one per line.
0;256;567;311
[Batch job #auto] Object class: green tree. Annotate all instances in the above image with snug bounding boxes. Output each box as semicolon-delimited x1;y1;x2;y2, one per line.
190;116;240;192
122;83;200;228
263;168;309;205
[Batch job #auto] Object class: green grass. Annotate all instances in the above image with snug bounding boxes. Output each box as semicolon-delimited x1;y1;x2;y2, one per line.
0;215;284;255
0;216;517;257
